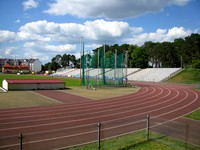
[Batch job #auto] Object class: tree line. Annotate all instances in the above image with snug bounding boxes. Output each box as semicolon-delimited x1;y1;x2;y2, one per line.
43;33;200;71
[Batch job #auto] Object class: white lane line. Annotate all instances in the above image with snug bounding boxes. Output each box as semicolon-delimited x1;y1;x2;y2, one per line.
0;87;156;122
151;88;199;123
0;87;182;131
0;86;147;113
0;87;164;126
0;87;150;117
0;86;198;150
1;87;198;149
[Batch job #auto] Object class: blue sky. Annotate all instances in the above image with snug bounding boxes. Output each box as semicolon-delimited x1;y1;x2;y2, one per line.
0;0;199;64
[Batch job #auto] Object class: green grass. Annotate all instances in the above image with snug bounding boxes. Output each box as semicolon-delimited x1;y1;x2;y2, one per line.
0;91;59;109
185;109;200;120
167;68;200;84
0;74;81;87
68;130;199;150
167;68;200;121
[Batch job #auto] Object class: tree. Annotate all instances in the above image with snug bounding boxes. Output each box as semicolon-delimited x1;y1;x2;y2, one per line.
131;46;148;68
143;42;158;67
70;55;77;67
43;62;51;71
128;45;137;68
61;54;70;67
52;54;62;67
161;42;179;68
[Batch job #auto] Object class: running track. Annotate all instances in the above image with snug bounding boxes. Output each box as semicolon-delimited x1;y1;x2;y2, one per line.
0;82;200;149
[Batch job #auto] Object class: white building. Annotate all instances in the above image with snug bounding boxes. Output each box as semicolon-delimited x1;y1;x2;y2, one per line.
29;59;42;73
22;59;42;73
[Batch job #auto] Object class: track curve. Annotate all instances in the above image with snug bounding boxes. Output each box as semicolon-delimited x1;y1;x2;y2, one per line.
0;82;200;149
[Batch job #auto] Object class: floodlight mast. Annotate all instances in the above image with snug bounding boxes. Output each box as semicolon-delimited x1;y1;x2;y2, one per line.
80;36;85;86
102;43;106;85
97;47;100;85
80;37;82;82
114;49;117;85
125;51;128;84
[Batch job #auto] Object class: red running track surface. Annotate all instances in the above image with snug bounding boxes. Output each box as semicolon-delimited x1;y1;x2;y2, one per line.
0;82;200;149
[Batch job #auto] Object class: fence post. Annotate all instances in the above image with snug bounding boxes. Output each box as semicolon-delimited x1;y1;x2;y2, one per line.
19;133;23;150
97;122;101;150
185;124;189;149
146;114;150;141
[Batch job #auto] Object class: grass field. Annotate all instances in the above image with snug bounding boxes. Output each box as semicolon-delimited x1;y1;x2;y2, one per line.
0;74;81;87
167;68;200;84
167;68;200;120
0;91;60;109
69;130;200;150
185;108;200;120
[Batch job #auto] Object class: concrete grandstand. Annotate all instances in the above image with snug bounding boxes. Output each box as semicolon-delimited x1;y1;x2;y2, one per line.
52;68;182;82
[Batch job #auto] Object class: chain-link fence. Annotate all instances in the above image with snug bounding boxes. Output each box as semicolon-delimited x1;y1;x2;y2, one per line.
1;115;199;150
81;46;127;87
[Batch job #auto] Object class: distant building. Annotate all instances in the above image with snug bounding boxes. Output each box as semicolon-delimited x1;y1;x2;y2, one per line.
2;64;29;73
21;59;42;73
0;58;42;73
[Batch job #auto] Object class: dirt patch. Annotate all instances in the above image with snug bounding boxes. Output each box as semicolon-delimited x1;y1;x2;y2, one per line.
62;86;139;100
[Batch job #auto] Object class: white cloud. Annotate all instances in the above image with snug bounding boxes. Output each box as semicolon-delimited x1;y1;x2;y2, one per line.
23;0;38;11
44;0;191;19
84;19;130;41
43;44;76;52
125;27;193;46
0;30;16;43
15;19;21;23
4;47;17;55
1;19;198;64
23;41;76;53
0;47;18;59
16;31;51;42
24;50;49;63
18;19;132;44
85;44;102;50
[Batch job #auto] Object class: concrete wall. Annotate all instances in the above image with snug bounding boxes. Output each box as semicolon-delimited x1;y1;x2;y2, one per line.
2;79;65;91
8;83;64;91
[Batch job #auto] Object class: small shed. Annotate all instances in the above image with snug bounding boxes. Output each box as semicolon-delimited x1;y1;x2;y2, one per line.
2;79;65;91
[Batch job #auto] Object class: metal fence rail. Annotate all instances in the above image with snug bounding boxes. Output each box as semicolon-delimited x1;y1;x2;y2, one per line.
0;115;199;150
150;117;200;148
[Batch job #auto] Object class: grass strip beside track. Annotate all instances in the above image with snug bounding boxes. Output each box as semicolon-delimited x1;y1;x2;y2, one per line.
68;130;199;150
0;74;81;87
0;91;59;109
167;68;200;85
184;109;200;120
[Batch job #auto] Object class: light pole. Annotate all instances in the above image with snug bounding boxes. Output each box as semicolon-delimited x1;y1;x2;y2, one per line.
125;51;128;84
114;49;117;85
181;56;183;68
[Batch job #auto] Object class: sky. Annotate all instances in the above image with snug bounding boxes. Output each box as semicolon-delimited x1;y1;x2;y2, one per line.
0;0;200;64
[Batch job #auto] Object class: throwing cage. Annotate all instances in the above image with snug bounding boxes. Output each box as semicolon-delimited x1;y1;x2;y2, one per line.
81;44;127;86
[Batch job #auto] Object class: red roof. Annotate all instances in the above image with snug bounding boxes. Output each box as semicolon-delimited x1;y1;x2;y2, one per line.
18;65;29;69
5;79;64;84
3;64;14;68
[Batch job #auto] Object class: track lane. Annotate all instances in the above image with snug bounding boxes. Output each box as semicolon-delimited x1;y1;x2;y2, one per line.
0;86;194;136
0;82;200;149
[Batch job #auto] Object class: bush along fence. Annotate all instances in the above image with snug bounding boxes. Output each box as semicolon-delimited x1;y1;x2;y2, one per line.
0;114;199;150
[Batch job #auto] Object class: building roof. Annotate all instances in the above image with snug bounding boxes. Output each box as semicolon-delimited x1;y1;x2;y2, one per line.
3;64;14;68
4;79;64;84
